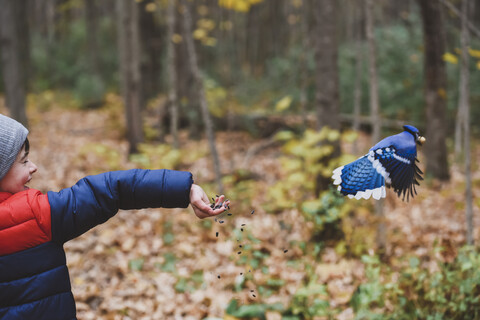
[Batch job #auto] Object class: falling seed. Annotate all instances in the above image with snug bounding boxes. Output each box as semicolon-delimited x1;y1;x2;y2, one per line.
227;205;231;210
253;294;256;298
217;275;221;279
220;221;225;224
212;198;215;202
284;249;288;253
216;195;219;198
239;245;242;248
240;272;243;275
216;232;219;237
240;228;244;232
251;210;255;214
250;290;254;292
237;251;242;254
227;213;232;216
241;224;246;226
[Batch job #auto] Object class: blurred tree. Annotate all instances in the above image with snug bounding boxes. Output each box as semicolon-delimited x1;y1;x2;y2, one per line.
0;0;29;126
365;0;386;253
314;0;341;193
418;0;449;181
166;0;179;148
117;0;144;154
181;0;223;193
139;0;163;101
352;0;364;155
457;0;474;244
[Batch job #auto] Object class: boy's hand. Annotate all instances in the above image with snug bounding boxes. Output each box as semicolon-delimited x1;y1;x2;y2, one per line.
190;184;230;219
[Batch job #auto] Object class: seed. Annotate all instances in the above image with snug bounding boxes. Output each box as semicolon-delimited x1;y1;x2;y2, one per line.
250;290;254;292
284;249;288;253
240;228;243;232
251;210;254;214
241;224;245;226
253;294;256;298
239;245;242;248
216;232;219;237
227;213;232;216
219;221;225;224
217;275;221;279
240;273;243;275
237;251;242;254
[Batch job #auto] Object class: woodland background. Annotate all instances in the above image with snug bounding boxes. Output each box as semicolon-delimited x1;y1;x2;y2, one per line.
1;0;480;319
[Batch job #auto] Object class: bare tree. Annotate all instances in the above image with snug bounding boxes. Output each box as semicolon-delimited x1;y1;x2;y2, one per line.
117;0;144;154
352;0;364;155
457;0;474;244
418;0;450;181
0;0;29;126
181;0;224;192
313;0;341;194
166;0;179;149
365;0;386;253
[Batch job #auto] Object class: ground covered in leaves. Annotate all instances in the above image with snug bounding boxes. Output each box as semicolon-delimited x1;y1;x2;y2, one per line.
15;104;480;320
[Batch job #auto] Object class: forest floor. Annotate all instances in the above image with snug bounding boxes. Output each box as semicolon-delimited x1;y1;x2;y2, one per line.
13;104;480;320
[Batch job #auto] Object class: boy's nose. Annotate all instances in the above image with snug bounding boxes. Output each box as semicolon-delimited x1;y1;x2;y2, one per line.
30;161;38;173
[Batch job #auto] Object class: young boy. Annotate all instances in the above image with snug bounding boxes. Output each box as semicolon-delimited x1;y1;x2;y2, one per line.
0;114;229;319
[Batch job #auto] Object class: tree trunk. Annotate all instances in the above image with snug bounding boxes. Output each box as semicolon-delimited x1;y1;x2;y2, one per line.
166;0;179;148
365;0;386;254
365;0;380;143
314;0;340;132
418;0;450;181
181;0;224;192
314;0;341;194
117;0;144;154
458;0;473;244
352;0;364;155
0;0;29;127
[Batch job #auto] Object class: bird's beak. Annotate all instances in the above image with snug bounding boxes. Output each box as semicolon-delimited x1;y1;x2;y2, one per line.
417;135;426;146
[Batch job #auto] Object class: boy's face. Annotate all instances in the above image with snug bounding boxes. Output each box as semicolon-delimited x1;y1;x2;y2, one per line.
0;146;37;194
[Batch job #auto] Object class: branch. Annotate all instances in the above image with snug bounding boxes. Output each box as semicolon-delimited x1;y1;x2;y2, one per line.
440;0;480;40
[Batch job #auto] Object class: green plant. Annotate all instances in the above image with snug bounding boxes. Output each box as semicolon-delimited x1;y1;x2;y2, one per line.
350;247;480;320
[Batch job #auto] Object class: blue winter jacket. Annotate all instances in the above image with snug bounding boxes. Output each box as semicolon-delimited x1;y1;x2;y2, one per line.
0;169;193;319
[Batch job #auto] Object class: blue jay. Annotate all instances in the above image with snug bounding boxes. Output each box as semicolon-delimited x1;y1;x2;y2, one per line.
332;125;425;201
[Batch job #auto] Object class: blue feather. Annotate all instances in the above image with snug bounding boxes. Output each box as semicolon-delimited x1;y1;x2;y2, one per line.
332;125;424;200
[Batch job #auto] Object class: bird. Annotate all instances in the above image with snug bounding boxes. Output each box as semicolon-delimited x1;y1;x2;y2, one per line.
332;125;425;201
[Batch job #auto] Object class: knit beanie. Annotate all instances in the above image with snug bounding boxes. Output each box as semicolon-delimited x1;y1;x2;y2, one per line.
0;114;29;181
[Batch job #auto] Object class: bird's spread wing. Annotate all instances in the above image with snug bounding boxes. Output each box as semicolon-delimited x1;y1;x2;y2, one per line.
332;155;386;200
371;146;423;201
332;146;423;201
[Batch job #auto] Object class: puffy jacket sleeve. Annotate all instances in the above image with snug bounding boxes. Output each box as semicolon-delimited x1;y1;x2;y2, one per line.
47;169;193;244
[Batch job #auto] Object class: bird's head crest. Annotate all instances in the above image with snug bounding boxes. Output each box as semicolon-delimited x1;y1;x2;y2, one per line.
403;125;425;146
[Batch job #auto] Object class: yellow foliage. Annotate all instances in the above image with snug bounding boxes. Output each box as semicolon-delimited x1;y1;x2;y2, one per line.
218;0;263;12
172;34;183;43
469;48;480;59
437;87;447;100
275;95;292;112
442;52;458;65
193;29;207;40
197;19;216;31
145;2;156;12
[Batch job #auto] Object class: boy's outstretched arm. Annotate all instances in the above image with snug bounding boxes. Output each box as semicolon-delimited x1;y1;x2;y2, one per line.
47;169;225;243
190;184;230;219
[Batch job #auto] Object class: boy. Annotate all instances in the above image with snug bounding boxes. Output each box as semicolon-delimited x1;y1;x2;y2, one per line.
0;114;229;319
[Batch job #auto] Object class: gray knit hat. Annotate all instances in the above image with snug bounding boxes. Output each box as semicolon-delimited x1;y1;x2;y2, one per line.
0;114;29;181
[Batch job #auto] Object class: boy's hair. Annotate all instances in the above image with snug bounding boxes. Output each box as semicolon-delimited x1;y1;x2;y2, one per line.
0;114;29;180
